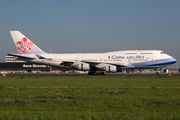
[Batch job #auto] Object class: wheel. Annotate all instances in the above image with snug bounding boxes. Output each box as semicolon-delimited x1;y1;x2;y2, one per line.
101;72;104;75
156;72;159;75
88;72;95;75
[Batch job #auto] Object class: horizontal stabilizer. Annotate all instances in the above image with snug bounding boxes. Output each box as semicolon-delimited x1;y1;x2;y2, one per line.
7;53;35;60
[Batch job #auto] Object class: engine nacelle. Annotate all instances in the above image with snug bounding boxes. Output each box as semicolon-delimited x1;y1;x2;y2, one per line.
77;63;90;71
105;65;117;72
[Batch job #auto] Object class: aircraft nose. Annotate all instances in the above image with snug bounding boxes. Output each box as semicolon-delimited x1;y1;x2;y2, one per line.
171;58;177;63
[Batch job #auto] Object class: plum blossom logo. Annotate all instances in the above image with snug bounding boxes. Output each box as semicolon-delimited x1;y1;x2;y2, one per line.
16;37;33;52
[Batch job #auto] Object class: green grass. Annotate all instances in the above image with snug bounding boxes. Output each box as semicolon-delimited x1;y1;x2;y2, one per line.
0;76;180;87
0;76;180;119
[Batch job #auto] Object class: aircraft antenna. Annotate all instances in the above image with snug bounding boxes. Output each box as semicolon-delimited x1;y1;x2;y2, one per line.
50;46;52;54
124;45;126;51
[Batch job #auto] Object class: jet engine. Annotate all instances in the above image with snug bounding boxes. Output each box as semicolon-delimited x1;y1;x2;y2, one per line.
105;65;117;72
77;63;90;71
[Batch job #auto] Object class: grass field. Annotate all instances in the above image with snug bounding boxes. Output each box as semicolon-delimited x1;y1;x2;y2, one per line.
0;75;180;120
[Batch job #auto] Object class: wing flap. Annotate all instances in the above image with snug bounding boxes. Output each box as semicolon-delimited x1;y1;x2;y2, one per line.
81;60;127;67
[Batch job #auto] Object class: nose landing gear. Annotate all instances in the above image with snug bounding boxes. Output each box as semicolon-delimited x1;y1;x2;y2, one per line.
156;72;160;75
155;68;161;75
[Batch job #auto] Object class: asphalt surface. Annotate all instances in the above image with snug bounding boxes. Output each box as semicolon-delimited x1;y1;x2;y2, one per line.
4;73;180;76
4;86;180;88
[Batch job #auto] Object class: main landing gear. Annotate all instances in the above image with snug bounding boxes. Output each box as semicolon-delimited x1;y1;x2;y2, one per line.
88;72;95;75
88;71;105;75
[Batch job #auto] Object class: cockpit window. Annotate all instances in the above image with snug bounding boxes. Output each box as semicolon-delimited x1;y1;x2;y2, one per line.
161;51;166;54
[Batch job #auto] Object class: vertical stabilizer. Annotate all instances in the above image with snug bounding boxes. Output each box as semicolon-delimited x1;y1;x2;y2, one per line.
10;31;44;54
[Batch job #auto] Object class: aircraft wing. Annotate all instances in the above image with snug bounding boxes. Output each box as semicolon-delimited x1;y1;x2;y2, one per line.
59;61;74;66
35;54;75;66
8;53;127;68
81;60;127;67
7;53;35;60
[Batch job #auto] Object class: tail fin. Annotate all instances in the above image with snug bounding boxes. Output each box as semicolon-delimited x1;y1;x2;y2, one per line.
10;31;44;54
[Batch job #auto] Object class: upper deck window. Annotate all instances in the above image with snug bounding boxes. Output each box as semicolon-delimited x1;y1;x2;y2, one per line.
161;51;166;54
126;53;137;54
140;53;153;54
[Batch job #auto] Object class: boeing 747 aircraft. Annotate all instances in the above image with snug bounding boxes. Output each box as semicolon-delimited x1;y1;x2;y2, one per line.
8;31;177;75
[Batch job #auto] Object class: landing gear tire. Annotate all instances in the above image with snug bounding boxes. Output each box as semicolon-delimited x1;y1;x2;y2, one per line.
101;72;104;75
88;72;105;75
88;72;95;75
156;72;159;75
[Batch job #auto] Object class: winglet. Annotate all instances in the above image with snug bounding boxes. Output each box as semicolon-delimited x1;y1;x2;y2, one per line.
10;31;45;54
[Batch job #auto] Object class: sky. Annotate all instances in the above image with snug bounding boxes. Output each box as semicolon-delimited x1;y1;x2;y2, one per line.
0;0;180;68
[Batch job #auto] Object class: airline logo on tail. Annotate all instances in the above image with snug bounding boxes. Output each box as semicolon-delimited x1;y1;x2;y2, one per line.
16;37;33;53
10;31;45;54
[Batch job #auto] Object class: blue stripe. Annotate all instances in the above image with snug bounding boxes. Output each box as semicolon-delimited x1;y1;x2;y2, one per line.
131;58;177;67
146;61;176;66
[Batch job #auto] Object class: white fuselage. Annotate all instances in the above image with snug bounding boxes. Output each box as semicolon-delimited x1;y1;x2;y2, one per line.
21;50;176;70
